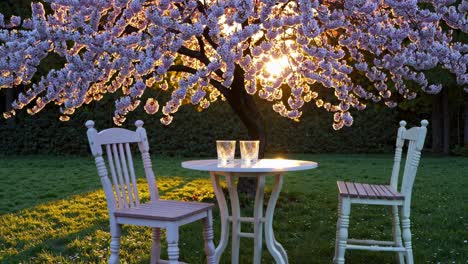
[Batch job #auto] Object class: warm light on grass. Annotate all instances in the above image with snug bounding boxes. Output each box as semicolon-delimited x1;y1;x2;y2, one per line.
0;177;216;263
0;155;466;263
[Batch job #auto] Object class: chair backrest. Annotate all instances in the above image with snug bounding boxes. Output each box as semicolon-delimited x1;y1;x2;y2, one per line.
86;120;159;213
390;120;428;209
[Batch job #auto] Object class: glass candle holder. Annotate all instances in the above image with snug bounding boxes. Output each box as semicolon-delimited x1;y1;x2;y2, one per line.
240;140;259;166
216;140;236;166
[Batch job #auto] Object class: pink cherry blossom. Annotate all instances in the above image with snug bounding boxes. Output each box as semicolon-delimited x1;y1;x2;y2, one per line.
0;0;466;128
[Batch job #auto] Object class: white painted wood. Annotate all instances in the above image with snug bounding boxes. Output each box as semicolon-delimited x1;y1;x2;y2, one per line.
402;212;414;264
253;175;266;264
136;120;159;201
182;159;318;173
166;223;180;264
334;120;428;264
272;178;289;263
115;211;210;227
228;216;266;223
226;174;241;264
349;198;403;206
106;144;125;209
151;227;161;264
333;196;342;263
157;260;188;264
118;143;136;207
346;245;406;252
336;197;351;264
210;172;230;263
390;121;406;189
402;127;421;141
109;223;121;264
86;120;215;264
391;205;405;264
239;232;256;238
203;210;216;264
125;143;140;207
112;143;129;208
200;163;317;264
94;127;141;145
264;174;288;264
347;239;395;246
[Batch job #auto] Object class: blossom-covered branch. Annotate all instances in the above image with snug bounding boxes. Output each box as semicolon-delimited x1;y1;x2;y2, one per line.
0;0;466;129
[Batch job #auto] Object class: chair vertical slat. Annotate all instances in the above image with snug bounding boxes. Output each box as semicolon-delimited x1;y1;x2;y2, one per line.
118;143;135;207
112;143;129;208
106;144;124;208
401;141;416;195
125;143;140;206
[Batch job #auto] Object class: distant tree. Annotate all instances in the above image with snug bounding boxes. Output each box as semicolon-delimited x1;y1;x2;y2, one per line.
0;0;466;154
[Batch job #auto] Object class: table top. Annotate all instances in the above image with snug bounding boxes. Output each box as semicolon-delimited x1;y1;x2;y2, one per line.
181;159;318;173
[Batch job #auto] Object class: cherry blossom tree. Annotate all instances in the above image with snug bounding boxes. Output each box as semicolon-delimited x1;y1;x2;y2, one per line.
0;0;467;154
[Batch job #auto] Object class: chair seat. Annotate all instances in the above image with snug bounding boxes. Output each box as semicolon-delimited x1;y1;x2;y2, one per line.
337;181;404;200
115;200;214;221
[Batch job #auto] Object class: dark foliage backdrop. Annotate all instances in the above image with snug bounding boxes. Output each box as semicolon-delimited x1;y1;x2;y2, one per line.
0;93;419;157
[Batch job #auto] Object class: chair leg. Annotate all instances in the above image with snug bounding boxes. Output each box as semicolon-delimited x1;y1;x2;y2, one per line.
166;225;180;264
402;212;414;264
203;211;216;264
391;206;405;264
333;196;342;263
151;227;162;264
335;198;351;264
108;223;121;264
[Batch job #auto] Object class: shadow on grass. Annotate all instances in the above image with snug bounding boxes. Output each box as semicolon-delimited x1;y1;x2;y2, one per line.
0;221;108;263
0;176;218;263
1;154;466;263
0;155;202;215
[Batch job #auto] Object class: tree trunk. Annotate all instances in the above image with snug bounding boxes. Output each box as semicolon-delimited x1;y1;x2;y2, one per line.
225;65;266;195
464;94;468;147
5;88;15;125
432;94;443;153
5;88;14;112
442;87;450;154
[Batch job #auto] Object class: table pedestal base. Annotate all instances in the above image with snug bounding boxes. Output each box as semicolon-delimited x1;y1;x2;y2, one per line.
210;172;288;264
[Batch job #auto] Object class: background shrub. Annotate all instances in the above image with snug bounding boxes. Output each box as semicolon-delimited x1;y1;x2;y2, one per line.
0;95;409;156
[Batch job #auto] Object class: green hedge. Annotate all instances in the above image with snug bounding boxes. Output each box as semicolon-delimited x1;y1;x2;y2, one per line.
0;95;408;156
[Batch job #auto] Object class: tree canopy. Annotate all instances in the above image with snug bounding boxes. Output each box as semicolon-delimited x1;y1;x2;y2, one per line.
0;0;467;130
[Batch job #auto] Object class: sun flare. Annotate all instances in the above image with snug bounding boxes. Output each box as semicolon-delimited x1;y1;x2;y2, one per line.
265;56;289;77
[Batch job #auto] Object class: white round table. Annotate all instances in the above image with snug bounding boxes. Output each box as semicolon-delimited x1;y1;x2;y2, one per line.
181;159;318;264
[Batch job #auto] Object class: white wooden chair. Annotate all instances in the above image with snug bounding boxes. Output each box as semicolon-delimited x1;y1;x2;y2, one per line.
86;120;216;264
333;120;429;264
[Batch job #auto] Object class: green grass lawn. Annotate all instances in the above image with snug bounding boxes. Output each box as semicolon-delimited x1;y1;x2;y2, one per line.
0;154;466;263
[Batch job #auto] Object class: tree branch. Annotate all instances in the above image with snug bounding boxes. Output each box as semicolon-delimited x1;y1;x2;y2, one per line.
202;27;219;49
168;65;230;97
178;46;204;60
168;65;197;74
177;45;224;79
196;35;205;54
209;79;230;98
